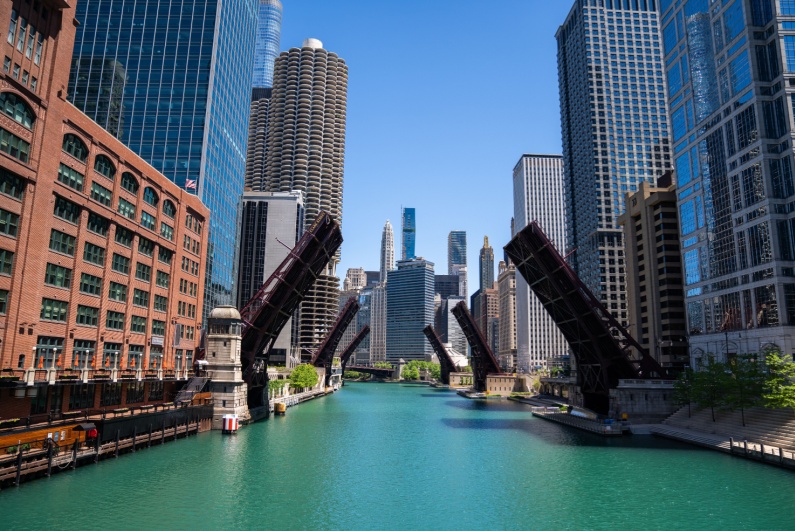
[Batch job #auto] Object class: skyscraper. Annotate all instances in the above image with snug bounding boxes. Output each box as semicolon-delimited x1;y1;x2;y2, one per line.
497;260;517;371
386;259;435;362
253;0;283;89
662;1;795;360
479;236;494;291
380;220;395;282
448;231;467;274
402;208;416;261
69;0;259;320
370;283;387;362
264;38;349;348
512;154;570;371
452;264;468;297
557;0;671;326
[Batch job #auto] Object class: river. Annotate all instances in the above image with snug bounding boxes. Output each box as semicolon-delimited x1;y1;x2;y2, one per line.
2;382;795;530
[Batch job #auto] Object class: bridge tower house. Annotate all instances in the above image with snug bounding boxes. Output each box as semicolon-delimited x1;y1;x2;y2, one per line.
205;306;251;429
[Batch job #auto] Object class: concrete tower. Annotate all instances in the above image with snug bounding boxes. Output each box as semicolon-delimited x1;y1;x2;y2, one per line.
380;220;395;283
206;306;251;429
264;38;349;349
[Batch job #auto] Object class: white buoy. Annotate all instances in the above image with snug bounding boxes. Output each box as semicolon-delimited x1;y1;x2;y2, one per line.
221;414;239;434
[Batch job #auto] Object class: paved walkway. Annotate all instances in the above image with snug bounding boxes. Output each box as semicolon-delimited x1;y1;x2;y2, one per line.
645;424;731;452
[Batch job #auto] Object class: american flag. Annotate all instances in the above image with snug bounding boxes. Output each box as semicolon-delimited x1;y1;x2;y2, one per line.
185;179;197;190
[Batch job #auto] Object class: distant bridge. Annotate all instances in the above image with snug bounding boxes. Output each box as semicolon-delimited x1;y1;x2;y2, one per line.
344;364;394;379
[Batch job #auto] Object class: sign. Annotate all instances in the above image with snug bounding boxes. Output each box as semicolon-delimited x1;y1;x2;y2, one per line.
151;336;164;347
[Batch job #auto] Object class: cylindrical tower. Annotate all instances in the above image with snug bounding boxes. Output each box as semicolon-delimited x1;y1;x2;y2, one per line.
265;38;349;349
253;0;283;89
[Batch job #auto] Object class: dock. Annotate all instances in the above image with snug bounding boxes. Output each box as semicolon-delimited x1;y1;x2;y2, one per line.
531;407;627;436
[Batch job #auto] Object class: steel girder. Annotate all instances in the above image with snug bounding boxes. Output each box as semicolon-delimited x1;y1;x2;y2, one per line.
311;297;360;385
450;301;502;392
422;325;456;385
504;221;667;412
340;325;371;374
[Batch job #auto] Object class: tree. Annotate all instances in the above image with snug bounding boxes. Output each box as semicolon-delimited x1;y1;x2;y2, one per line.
402;366;419;380
673;367;695;418
725;354;764;426
374;362;392;369
762;351;795;411
289;364;319;390
692;357;730;422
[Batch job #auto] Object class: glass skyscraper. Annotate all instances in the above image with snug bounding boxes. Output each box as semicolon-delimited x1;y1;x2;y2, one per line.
253;0;282;89
68;0;259;320
556;0;671;327
447;230;467;274
663;0;795;361
386;259;435;362
401;207;416;261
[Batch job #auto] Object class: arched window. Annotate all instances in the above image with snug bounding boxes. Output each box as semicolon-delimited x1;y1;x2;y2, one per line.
62;133;88;162
143;186;159;207
93;154;116;180
162;199;176;219
0;92;34;129
121;172;139;195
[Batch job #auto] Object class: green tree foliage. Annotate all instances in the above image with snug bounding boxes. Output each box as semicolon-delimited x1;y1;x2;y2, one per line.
401;361;441;381
268;379;287;391
762;351;795;411
402;366;420;380
692;357;731;422
289;364;319;390
726;354;764;426
373;362;392;369
462;366;473;373
673;367;695;418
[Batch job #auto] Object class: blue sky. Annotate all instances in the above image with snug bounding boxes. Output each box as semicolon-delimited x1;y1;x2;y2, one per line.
279;1;573;294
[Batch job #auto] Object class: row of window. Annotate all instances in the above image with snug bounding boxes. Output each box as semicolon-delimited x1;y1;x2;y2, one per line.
41;297;168;333
8;9;44;66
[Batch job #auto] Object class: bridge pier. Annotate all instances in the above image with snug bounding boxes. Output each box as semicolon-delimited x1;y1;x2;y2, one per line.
205;306;251;429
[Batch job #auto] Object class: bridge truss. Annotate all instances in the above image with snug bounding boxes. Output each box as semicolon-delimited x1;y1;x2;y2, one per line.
311;297;360;386
451;301;502;392
422;325;456;385
340;325;370;374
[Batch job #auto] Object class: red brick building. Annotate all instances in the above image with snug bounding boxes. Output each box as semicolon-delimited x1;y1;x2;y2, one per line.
0;1;209;418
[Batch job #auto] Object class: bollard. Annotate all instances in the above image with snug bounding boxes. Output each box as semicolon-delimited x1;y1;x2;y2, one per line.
781;447;785;464
114;429;120;458
72;440;77;470
94;432;100;463
132;426;137;453
46;441;53;476
744;440;748;456
15;446;23;486
761;443;765;461
729;437;734;454
148;423;152;448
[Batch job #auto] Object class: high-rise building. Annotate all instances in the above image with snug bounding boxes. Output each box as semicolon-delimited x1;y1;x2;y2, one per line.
69;0;258;321
662;1;795;360
452;264;468;297
557;0;671;327
512;154;570;371
498;261;517;371
618;174;687;369
263;38;349;349
370;283;387;362
402;208;416;261
386;259;435;362
479;236;494;291
253;0;283;89
448;231;467;274
478;286;500;351
354;286;373;364
434;275;460;300
343;268;366;291
365;271;380;288
380;220;395;282
440;297;467;356
236;191;304;366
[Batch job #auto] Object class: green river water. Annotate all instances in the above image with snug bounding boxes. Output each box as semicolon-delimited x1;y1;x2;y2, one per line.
2;382;795;530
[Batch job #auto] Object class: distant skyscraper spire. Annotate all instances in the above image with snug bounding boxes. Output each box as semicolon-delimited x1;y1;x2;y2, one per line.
253;0;283;89
380;220;395;282
401;208;416;261
448;230;467;274
479;236;494;291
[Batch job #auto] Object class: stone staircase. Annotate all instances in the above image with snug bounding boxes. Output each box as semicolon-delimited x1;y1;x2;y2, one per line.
663;405;795;450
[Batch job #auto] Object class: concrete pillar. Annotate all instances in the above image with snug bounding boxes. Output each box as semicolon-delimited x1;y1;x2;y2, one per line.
205;306;251;429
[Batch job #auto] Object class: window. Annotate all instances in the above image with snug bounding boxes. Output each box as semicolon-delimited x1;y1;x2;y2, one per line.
136;262;151;282
0;249;13;275
40;298;67;321
0;289;7;314
76;305;99;327
118;197;135;219
149;381;164;401
90;182;112;206
126;382;145;404
108;281;127;302
160;222;173;241
140;210;156;230
79;273;102;296
0;167;25;200
34;33;41;65
115;226;133;247
11;64;18;79
2;56;7;72
131;315;147;334
158;247;173;265
143;187;158;207
106;310;125;330
111;253;130;274
0;127;30;162
87;212;109;236
128;345;144;367
0;92;34;129
100;383;122;407
138;236;154;256
154;294;168;312
49;229;75;256
53;196;81;223
152;320;165;336
44;263;71;288
68;383;95;410
7;10;16;45
57;163;84;192
156;270;169;288
133;288;149;308
0;208;19;237
121;172;139;194
62;133;88;162
83;242;105;266
162;200;176;219
93;155;115;180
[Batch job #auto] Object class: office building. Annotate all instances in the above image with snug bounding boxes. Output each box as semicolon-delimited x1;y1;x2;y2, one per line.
386;259;435;362
498;261;517;371
478;286;499;352
440;297;467;356
236;191;304;366
452;264;468;297
380;220;395;282
512;154;570;371
343;268;366;291
401;207;416;261
661;0;795;360
434;275;460;300
557;0;671;327
370;283;387;362
479;236;494;291
448;231;467;274
263;38;349;349
618;174;687;368
69;0;258;321
253;0;282;89
0;1;209;418
354;286;372;364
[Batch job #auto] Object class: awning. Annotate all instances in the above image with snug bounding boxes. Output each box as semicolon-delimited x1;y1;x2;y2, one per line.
73;422;96;431
196;360;209;366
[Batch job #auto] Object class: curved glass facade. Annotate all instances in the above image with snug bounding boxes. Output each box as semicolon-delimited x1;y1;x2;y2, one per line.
253;0;282;89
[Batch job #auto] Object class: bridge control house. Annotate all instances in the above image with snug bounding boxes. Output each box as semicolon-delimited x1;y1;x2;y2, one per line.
0;0;209;420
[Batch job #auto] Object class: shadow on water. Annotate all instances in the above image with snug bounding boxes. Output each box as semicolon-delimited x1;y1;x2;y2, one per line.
444;399;532;413
420;393;454;398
